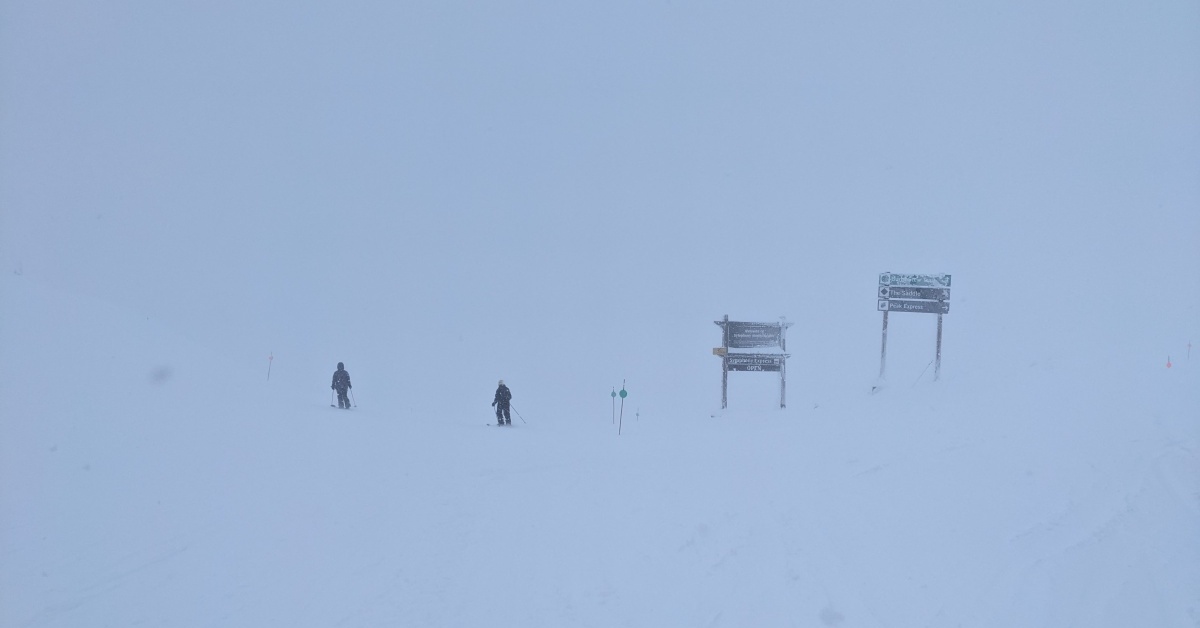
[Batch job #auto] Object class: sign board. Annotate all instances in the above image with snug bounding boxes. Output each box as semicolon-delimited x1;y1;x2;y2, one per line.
728;363;782;372
876;271;952;383
878;299;950;314
724;322;784;349
878;286;949;301
726;353;787;372
879;273;951;288
714;315;793;408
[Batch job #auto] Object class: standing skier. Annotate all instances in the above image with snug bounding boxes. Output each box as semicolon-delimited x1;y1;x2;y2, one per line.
331;362;352;409
492;379;512;425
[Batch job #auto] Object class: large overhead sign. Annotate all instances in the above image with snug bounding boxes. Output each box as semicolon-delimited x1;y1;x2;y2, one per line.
714;315;792;409
876;272;951;383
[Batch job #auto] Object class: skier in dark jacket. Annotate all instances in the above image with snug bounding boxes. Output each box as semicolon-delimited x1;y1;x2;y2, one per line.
492;379;512;425
332;362;352;408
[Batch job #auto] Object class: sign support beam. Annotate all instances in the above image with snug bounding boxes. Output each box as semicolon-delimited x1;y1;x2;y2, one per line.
935;313;943;381
780;357;787;409
721;314;729;409
780;318;787;408
879;310;889;380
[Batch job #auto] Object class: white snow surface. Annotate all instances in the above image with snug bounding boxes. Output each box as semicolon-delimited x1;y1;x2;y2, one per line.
3;1;1200;626
2;280;1198;628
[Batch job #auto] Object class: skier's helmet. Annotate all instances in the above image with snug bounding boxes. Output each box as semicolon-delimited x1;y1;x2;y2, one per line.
337;362;344;370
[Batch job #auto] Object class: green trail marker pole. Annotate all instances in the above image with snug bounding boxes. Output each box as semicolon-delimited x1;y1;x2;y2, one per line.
618;380;628;435
267;352;273;381
611;388;617;423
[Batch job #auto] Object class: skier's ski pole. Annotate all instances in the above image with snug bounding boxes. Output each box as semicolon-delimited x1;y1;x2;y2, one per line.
350;389;357;408
330;390;335;407
510;405;527;424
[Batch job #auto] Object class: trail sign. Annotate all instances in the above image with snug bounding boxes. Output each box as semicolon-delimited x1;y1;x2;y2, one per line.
726;353;786;372
878;286;949;301
714;315;792;409
876;272;952;384
879;273;951;288
877;299;950;314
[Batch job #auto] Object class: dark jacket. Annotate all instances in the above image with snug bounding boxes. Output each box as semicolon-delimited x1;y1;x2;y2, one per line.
332;368;352;391
492;384;512;408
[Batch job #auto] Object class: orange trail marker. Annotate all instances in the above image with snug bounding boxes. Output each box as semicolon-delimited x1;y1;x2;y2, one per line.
1166;356;1172;369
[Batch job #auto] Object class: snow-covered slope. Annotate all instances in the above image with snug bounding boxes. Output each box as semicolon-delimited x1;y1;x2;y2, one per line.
4;2;1199;626
3;272;1196;627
